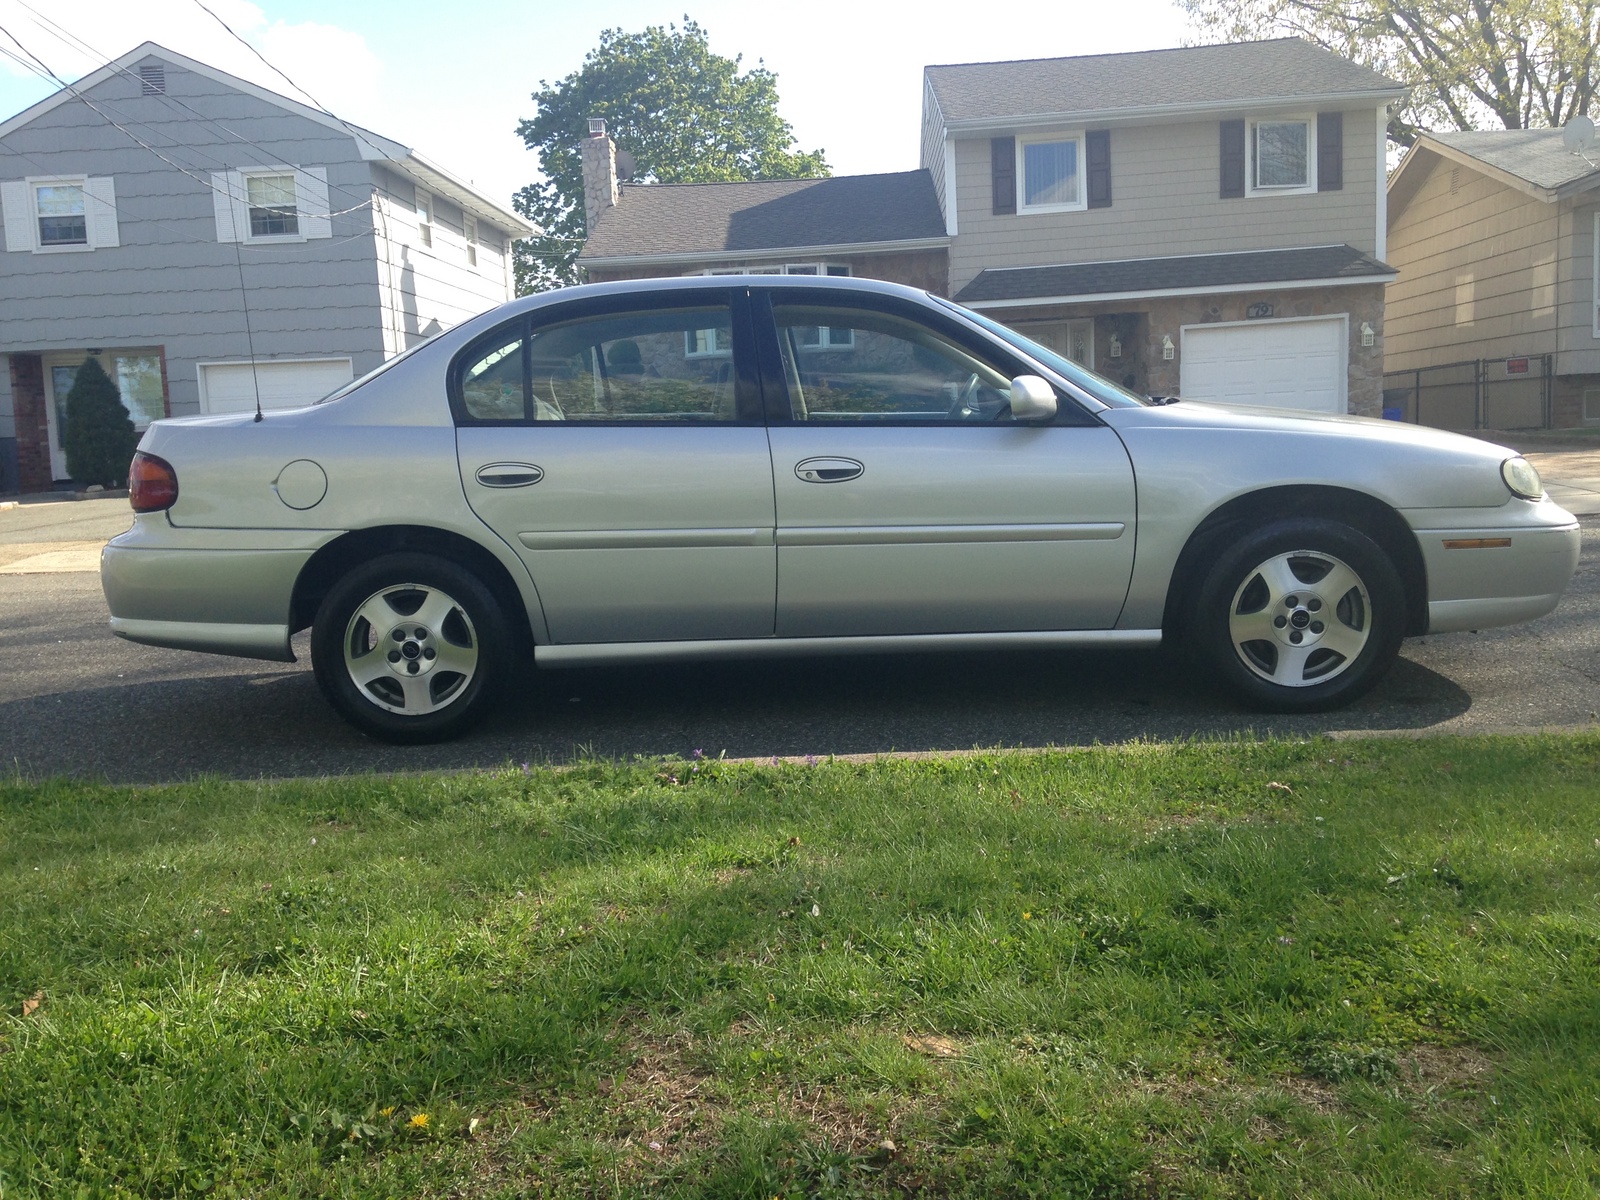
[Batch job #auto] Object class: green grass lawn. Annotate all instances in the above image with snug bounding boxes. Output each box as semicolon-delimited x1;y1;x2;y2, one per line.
3;736;1600;1198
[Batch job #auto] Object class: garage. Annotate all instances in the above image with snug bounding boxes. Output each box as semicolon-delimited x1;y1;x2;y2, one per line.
198;358;354;415
1180;316;1346;412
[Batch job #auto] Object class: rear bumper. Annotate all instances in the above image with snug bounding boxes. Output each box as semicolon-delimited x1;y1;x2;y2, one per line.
101;519;327;662
1405;497;1581;635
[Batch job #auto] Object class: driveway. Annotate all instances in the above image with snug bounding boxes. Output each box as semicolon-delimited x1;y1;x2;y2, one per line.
1;492;1595;783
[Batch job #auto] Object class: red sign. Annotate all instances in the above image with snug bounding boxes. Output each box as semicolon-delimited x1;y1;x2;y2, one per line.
1505;358;1530;375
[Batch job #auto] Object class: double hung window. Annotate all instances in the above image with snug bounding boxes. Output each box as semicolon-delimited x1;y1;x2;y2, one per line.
246;173;299;238
36;182;87;246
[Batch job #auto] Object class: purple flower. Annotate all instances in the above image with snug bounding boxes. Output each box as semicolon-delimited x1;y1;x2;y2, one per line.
805;755;818;767
692;748;704;760
520;762;530;775
771;756;781;767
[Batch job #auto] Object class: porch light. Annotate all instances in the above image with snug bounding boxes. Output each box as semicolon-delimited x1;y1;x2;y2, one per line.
1109;335;1122;358
1360;322;1375;347
1161;335;1174;361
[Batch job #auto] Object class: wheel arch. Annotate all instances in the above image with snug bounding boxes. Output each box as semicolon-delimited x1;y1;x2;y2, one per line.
290;525;537;655
1161;486;1428;641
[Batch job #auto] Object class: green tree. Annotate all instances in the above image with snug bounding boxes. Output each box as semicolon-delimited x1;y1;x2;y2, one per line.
1180;0;1600;143
62;356;139;488
513;18;829;293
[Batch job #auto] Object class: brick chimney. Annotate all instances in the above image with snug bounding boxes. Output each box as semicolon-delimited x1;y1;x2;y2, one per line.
580;117;619;234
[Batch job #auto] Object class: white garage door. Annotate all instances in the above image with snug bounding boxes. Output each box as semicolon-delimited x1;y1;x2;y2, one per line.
1180;318;1345;412
199;358;353;415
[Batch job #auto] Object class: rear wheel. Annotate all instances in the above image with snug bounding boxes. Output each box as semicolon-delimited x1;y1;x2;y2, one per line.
1194;518;1404;711
311;553;509;743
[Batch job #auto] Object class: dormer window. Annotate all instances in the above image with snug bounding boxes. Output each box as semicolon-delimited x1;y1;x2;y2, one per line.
1018;134;1085;213
1249;119;1315;194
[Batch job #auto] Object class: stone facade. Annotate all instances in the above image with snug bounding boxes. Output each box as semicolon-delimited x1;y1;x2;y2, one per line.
985;283;1387;416
583;248;951;297
1552;374;1600;428
9;354;49;494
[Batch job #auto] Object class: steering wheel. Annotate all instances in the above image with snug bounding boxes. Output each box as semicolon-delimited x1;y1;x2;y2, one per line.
947;372;982;419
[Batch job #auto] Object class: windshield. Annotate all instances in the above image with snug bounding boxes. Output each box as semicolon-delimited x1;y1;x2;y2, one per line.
930;296;1150;408
314;333;442;405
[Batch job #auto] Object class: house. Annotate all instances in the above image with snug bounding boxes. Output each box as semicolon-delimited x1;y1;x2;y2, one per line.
0;42;530;493
577;124;949;291
924;39;1403;414
1384;129;1600;428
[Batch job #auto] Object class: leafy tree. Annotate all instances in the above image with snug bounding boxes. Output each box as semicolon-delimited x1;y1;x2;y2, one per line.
1180;0;1600;143
513;18;829;293
63;356;139;488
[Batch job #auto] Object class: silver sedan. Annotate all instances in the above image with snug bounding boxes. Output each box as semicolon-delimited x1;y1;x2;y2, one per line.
102;276;1582;742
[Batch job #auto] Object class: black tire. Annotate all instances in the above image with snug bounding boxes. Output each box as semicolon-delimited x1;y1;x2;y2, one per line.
311;552;510;743
1193;518;1404;712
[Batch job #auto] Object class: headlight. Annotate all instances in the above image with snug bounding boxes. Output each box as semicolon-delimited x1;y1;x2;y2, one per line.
1501;456;1543;500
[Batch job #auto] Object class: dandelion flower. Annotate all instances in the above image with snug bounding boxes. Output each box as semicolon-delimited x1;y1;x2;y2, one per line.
408;1112;430;1129
1022;912;1032;920
380;1106;396;1118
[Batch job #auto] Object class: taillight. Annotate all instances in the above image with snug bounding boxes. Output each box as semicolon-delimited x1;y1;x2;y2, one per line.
129;452;179;513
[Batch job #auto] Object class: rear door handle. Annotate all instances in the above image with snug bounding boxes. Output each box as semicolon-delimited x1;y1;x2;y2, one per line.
475;462;544;488
795;457;863;484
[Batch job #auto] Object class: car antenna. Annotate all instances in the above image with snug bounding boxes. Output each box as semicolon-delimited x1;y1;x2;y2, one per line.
232;241;264;422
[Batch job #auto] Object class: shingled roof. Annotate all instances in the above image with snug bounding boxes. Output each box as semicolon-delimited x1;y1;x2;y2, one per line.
926;38;1403;128
1424;129;1600;193
578;170;948;264
954;244;1395;306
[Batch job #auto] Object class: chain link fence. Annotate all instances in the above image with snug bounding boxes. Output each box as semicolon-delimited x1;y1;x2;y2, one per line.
1382;356;1553;431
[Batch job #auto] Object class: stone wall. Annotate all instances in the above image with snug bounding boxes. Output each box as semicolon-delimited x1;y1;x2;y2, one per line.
8;354;50;494
1553;374;1600;428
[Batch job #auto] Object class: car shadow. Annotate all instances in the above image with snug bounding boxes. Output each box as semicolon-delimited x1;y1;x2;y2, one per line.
0;646;1471;784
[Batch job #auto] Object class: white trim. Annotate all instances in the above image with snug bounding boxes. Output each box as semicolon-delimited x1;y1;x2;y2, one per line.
26;174;93;253
937;89;1404;134
964;273;1395;309
1245;115;1316;197
1178;312;1350;413
236;166;307;244
943;135;958;236
195;356;355;414
415;187;433;249
1016;131;1087;214
1375;104;1388;261
581;236;950;269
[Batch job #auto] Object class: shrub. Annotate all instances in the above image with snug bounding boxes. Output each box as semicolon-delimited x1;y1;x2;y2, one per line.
63;355;140;488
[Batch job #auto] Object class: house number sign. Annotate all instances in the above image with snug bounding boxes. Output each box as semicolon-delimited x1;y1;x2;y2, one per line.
1246;302;1275;319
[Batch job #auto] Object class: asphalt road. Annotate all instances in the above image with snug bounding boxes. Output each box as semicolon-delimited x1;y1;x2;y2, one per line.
1;500;1595;783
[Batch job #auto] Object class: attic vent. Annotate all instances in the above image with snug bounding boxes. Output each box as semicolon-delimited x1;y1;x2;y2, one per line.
1449;166;1461;195
139;65;165;95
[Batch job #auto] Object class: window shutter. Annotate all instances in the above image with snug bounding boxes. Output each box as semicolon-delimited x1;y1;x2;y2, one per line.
84;176;119;247
212;171;240;242
1220;120;1246;198
297;166;331;239
1317;111;1343;191
1086;129;1112;208
991;136;1016;215
1;180;35;252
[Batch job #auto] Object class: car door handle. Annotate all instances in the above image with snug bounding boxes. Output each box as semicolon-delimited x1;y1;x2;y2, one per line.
794;457;863;484
475;462;544;488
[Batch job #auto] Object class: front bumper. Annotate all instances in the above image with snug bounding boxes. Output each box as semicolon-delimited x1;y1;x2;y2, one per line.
101;518;330;662
1404;496;1581;634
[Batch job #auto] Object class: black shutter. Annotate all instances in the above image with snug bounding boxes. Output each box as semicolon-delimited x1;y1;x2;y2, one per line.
1317;111;1344;191
991;136;1016;215
1086;129;1112;208
1220;119;1246;198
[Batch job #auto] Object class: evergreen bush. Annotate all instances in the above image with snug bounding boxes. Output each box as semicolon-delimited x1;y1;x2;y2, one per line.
63;356;140;488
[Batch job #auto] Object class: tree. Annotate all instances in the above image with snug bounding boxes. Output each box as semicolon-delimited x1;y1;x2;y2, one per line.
62;355;139;488
513;18;829;293
1180;0;1600;143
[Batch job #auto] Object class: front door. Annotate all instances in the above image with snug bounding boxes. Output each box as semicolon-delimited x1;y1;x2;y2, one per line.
455;290;777;645
43;350;167;482
759;292;1137;637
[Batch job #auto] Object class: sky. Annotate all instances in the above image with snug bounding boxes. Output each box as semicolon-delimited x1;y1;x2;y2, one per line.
0;0;1202;216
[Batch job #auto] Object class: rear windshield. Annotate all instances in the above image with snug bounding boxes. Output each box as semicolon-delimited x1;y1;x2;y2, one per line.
315;334;441;405
931;297;1150;409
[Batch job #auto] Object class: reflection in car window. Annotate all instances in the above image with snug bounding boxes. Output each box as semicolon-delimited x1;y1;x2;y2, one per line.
530;306;737;422
772;304;1015;423
461;335;524;420
931;297;1149;408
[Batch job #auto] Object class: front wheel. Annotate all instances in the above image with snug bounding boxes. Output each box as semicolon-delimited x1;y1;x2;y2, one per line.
1194;519;1405;712
311;553;510;743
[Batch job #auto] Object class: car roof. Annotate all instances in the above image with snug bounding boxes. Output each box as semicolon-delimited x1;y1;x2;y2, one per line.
497;273;940;322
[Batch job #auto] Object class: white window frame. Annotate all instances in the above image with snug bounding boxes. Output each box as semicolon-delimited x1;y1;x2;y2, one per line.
31;175;93;253
416;188;433;249
240;167;303;244
684;327;731;358
1247;116;1317;197
688;262;852;277
1017;132;1087;214
1592;211;1599;338
465;215;478;268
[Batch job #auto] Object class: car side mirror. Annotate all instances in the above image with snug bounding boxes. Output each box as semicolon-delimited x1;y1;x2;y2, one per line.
1009;375;1058;421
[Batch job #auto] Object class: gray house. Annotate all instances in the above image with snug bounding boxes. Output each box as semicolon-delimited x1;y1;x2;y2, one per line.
924;39;1404;414
0;42;530;493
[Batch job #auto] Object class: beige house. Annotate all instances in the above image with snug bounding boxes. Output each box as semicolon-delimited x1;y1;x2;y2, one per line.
926;39;1403;414
1385;130;1600;428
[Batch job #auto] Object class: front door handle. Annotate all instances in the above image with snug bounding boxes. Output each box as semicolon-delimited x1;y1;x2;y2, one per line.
475;462;544;488
795;457;863;484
